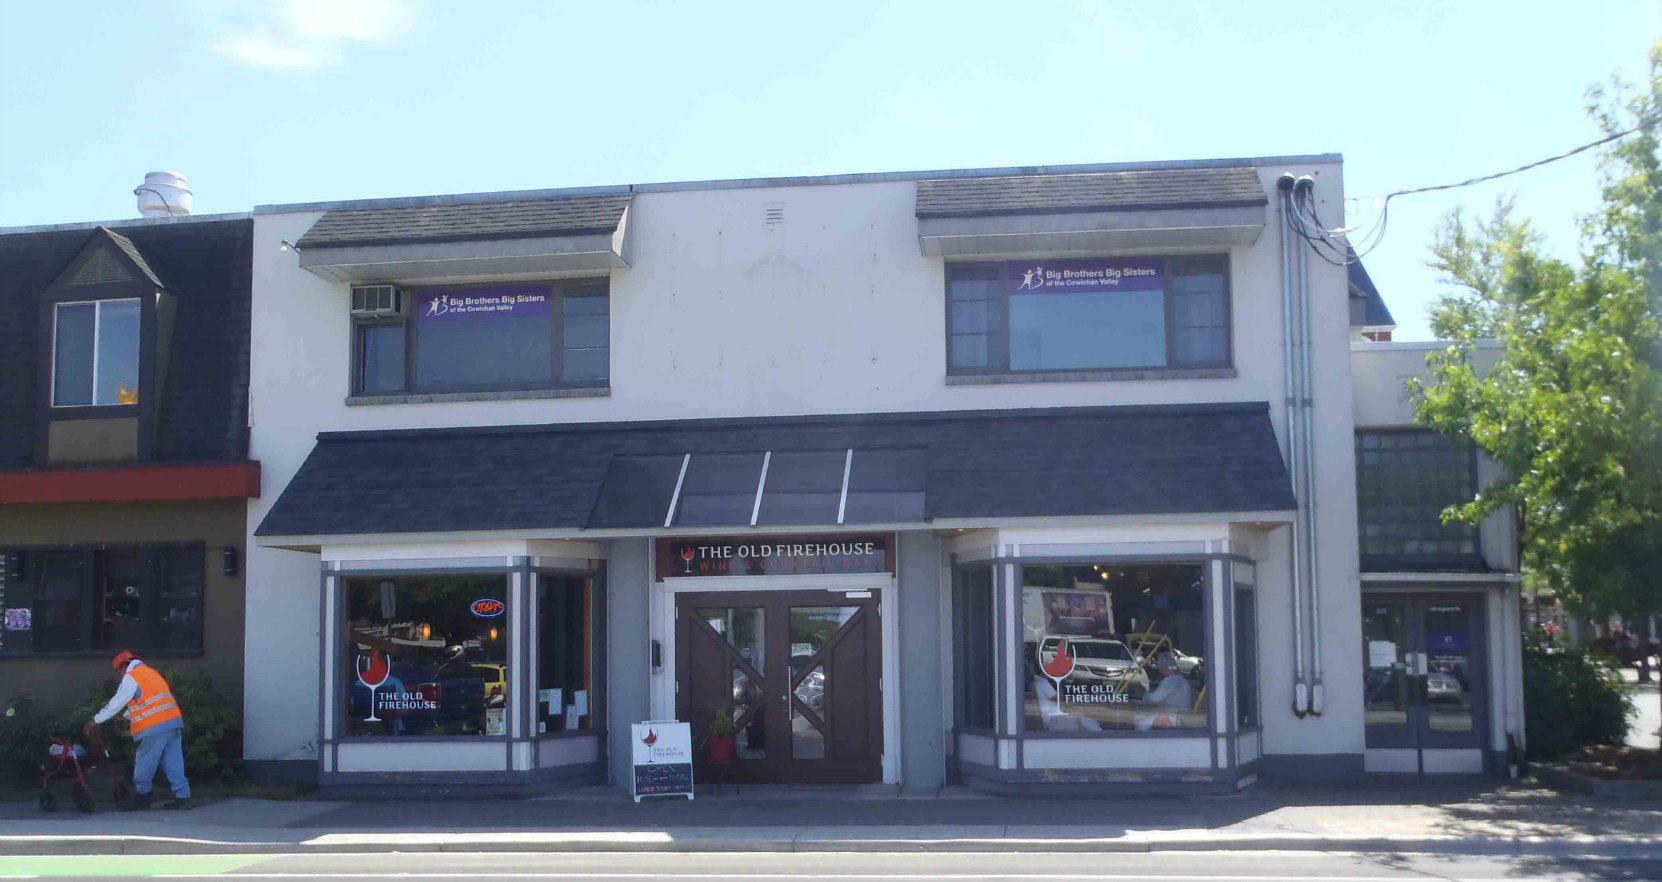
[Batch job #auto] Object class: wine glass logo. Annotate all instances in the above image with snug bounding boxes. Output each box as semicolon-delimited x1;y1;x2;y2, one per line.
1042;641;1075;700
357;650;391;722
680;547;695;573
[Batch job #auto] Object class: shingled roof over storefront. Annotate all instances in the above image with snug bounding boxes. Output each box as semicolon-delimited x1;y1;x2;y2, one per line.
295;194;632;249
916;167;1268;217
256;403;1295;539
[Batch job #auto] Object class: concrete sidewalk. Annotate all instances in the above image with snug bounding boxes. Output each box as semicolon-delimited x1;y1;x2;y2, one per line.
1;780;1658;857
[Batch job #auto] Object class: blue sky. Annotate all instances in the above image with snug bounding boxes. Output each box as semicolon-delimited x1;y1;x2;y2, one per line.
1;1;1656;339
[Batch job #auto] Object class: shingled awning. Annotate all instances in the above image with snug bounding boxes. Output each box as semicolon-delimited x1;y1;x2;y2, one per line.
255;403;1294;544
915;166;1269;257
294;193;633;283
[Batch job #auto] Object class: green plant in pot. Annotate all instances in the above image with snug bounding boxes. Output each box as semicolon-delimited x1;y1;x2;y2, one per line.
708;709;736;765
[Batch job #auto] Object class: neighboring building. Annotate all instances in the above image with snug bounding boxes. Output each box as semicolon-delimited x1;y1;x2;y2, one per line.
1350;339;1524;774
0;207;260;713
245;154;1391;794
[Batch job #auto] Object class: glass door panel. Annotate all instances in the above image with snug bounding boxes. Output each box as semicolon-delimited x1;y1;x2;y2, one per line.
1423;601;1478;740
1362;599;1412;746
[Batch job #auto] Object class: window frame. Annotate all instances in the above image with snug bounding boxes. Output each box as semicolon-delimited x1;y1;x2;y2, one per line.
0;543;206;659
50;298;144;409
349;278;611;397
944;256;1233;377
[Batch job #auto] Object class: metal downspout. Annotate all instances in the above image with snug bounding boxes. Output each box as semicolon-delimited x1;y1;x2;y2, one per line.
1277;174;1309;717
1295;175;1325;716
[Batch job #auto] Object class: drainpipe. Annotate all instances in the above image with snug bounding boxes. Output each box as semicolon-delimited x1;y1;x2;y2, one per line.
1295;175;1325;717
1277;174;1309;718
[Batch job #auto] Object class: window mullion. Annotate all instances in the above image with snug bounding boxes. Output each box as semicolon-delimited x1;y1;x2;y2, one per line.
90;301;103;405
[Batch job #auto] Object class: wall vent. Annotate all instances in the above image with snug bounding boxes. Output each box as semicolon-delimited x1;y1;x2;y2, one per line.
763;203;785;226
68;249;133;285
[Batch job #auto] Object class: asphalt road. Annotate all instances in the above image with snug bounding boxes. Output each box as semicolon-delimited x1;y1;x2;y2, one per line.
1;850;1659;881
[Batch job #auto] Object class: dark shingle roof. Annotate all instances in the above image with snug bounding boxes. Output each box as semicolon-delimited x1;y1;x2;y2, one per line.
0;219;253;468
101;228;165;288
295;195;632;249
256;403;1294;537
916;167;1267;218
1348;252;1395;328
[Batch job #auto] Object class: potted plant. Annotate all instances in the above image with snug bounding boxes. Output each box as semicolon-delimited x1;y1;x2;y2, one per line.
708;709;736;765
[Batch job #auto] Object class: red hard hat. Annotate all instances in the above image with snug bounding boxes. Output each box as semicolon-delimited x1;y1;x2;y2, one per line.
111;650;136;671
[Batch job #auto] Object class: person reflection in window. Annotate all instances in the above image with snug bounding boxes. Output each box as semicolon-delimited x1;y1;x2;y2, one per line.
1135;653;1194;730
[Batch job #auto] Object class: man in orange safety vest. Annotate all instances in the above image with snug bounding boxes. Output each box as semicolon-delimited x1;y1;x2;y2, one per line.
84;651;191;810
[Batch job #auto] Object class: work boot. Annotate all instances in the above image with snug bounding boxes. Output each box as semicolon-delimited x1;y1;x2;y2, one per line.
122;791;152;812
164;797;193;811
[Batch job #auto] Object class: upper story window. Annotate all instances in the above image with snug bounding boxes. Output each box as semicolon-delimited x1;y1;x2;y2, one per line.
946;256;1230;375
1355;429;1480;570
52;299;141;407
353;279;609;396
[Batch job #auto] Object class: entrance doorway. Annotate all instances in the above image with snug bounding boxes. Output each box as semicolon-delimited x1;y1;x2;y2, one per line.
675;589;882;784
1362;594;1488;773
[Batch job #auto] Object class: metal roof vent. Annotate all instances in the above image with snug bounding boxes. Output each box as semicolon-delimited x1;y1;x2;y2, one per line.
134;172;193;218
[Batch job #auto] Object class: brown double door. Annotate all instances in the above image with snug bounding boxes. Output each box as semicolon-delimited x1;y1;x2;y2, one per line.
675;589;882;785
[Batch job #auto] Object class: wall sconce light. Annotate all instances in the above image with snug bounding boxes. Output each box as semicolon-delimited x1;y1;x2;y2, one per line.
651;639;663;671
221;546;239;577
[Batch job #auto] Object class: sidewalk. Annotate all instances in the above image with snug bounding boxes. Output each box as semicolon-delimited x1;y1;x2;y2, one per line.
2;779;1659;856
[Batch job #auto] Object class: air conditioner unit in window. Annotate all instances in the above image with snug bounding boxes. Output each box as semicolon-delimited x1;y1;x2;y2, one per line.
350;285;406;316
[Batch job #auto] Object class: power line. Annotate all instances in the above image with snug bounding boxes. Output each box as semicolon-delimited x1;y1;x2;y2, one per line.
1306;115;1660;265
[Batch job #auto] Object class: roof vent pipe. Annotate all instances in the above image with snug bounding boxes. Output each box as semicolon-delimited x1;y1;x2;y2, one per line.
135;172;193;218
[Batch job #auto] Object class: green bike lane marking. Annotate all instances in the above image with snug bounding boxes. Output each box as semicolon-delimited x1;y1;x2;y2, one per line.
0;854;273;878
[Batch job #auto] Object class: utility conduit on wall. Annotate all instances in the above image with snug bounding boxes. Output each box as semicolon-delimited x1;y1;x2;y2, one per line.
1277;174;1310;718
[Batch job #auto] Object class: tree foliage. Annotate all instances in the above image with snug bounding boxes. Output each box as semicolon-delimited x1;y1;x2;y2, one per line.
1412;42;1662;624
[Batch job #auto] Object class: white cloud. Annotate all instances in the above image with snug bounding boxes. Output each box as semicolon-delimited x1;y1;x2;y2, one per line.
205;0;420;72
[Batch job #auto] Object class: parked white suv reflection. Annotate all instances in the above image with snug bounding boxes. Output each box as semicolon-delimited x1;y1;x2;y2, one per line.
1036;636;1151;694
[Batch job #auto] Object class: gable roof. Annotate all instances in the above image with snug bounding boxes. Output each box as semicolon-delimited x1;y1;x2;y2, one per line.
99;227;165;289
295;194;632;249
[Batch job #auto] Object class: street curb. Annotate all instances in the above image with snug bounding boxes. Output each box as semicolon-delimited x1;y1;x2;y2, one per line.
3;832;1662;857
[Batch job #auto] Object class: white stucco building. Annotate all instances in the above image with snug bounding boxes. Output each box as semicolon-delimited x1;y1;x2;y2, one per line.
240;155;1522;793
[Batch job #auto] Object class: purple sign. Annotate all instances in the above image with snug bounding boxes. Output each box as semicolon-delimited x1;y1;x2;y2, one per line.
417;285;552;322
1006;258;1164;295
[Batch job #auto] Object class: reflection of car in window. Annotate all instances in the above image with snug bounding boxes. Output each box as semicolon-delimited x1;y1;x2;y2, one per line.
1426;670;1466;706
1035;636;1150;695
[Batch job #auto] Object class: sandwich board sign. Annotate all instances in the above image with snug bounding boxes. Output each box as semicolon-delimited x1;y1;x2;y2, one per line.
631;720;694;802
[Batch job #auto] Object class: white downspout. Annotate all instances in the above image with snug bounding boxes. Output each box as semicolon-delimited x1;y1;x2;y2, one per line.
1277;174;1309;717
1295;175;1325;716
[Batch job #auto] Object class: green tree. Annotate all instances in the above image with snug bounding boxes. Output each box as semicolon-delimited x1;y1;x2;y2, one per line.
1412;42;1662;732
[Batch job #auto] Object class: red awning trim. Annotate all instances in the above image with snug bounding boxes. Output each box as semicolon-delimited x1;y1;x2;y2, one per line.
0;462;261;504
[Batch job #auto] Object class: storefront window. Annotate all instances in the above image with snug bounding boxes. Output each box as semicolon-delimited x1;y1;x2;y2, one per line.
537;574;592;735
342;575;509;738
1019;563;1207;732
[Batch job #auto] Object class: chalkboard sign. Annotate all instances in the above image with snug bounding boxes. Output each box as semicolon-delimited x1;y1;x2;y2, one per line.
630;720;694;802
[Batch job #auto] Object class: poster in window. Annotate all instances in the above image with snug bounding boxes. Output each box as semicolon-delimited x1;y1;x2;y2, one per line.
416;287;552;322
1006;257;1165;296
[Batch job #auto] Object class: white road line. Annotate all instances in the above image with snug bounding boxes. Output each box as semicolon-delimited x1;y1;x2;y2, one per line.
154;874;1588;881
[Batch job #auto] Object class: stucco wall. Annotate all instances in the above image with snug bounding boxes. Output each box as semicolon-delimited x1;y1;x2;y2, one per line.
245;160;1364;764
0;499;246;716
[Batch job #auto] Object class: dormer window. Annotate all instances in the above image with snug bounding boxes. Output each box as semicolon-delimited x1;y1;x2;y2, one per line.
51;298;141;407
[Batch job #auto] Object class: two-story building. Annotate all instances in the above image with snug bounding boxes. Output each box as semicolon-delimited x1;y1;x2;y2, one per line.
240;154;1522;795
0;202;259;714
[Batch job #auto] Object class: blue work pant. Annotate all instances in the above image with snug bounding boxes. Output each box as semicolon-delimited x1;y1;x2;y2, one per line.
133;727;190;799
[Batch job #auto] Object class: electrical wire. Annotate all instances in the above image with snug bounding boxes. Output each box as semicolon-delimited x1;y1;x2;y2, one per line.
1293;114;1661;265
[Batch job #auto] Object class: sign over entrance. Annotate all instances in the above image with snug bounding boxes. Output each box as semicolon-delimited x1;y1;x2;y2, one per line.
631;720;694;802
655;534;893;580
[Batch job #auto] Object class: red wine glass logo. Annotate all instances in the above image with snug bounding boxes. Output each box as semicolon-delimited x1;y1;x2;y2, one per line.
680;547;695;573
357;650;391;722
1041;641;1075;699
